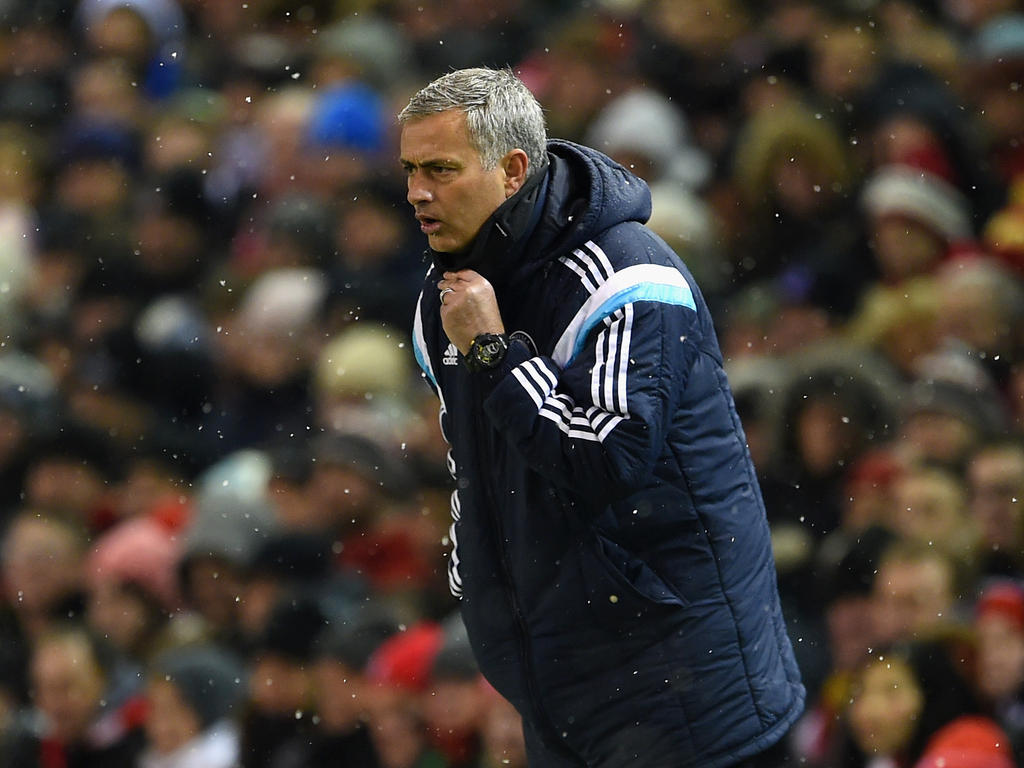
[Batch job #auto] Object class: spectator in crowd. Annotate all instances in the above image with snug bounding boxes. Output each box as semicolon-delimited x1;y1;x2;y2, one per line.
239;594;327;768
365;621;449;768
4;625;147;768
300;617;393;767
971;579;1024;766
140;644;247;768
841;640;994;768
84;515;197;666
1;512;88;655
871;540;962;647
479;687;527;768
967;437;1024;579
421;614;486;768
890;463;981;582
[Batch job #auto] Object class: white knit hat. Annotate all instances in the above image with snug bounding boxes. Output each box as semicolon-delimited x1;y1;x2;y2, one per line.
585;88;711;189
861;164;972;242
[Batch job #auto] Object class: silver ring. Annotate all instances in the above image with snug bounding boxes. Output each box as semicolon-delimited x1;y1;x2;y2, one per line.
440;287;455;305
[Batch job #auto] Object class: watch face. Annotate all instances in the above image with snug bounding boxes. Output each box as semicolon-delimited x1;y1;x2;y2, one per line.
479;339;504;362
471;334;508;370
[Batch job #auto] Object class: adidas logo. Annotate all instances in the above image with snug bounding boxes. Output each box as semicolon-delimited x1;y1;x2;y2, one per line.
442;342;460;366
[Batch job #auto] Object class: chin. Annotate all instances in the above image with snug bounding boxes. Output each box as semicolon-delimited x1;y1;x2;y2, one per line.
429;237;459;253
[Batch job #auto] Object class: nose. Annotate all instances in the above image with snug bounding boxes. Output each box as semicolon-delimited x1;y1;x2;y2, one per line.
407;171;432;206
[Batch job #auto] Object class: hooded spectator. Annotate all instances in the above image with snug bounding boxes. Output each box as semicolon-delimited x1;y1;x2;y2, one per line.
141;644;246;768
240;594;327;768
730;99;870;316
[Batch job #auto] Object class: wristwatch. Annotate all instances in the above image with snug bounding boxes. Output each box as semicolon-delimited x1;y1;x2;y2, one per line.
463;332;509;372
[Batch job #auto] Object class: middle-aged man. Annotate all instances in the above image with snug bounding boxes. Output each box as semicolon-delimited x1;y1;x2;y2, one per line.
401;67;804;768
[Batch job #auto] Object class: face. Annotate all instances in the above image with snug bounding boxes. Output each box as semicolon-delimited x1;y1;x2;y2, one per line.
771;153;829;218
872;555;954;645
400;110;514;254
900;410;977;469
848;656;923;757
826;595;878;671
871;215;946;282
248;655;309;715
936;279;1007;357
145;679;202;755
812;26;877;99
24;457;106;517
796;400;857;476
87;579;151;653
183;556;243;630
975;613;1024;702
969;446;1024;550
31;635;105;745
893;471;970;553
2;517;83;615
313;658;365;731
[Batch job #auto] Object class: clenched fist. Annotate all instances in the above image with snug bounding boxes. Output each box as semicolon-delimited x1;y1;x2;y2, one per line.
436;270;505;354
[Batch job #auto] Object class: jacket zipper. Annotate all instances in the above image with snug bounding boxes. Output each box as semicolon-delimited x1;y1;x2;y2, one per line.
476;397;579;763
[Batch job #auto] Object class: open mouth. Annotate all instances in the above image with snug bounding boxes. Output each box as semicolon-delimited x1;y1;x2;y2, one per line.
417;216;441;234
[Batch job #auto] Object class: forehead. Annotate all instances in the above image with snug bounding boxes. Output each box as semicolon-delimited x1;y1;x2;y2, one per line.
399;109;477;162
34;636;96;674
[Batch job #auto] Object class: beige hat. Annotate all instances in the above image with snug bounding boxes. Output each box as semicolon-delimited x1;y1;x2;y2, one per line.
315;324;412;400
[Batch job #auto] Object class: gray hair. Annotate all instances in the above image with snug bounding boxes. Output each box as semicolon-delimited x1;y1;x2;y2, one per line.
398;67;548;178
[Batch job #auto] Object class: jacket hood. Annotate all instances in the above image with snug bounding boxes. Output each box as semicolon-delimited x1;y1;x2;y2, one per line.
530;139;652;260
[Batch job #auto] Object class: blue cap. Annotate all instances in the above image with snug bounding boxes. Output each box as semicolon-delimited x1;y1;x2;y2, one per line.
306;82;386;153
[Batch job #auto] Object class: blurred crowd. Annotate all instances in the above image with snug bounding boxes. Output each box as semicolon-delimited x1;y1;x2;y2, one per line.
0;0;1023;766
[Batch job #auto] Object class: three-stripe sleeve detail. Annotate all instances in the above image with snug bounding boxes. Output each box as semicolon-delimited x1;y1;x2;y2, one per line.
552;262;696;368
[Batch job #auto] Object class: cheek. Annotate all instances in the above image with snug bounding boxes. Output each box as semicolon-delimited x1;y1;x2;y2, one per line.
457;174;508;222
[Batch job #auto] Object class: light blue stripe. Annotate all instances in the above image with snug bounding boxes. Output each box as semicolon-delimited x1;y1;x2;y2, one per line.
413;334;437;389
568;282;696;365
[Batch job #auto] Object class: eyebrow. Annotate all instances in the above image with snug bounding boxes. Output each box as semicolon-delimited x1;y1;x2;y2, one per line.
400;157;461;169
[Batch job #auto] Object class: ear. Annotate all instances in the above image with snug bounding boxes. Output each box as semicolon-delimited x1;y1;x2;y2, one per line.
501;149;529;197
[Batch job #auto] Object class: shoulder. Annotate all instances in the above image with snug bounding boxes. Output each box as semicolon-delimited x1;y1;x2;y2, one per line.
558;224;698;312
547;226;701;367
554;222;676;278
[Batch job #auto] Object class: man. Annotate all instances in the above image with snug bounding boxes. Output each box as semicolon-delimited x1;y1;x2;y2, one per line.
967;437;1024;579
5;626;147;768
402;67;803;767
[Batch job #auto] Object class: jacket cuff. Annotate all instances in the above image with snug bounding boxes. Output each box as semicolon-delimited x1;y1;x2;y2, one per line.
483;354;560;431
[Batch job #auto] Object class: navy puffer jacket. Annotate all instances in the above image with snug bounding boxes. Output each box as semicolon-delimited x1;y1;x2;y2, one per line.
412;140;804;767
